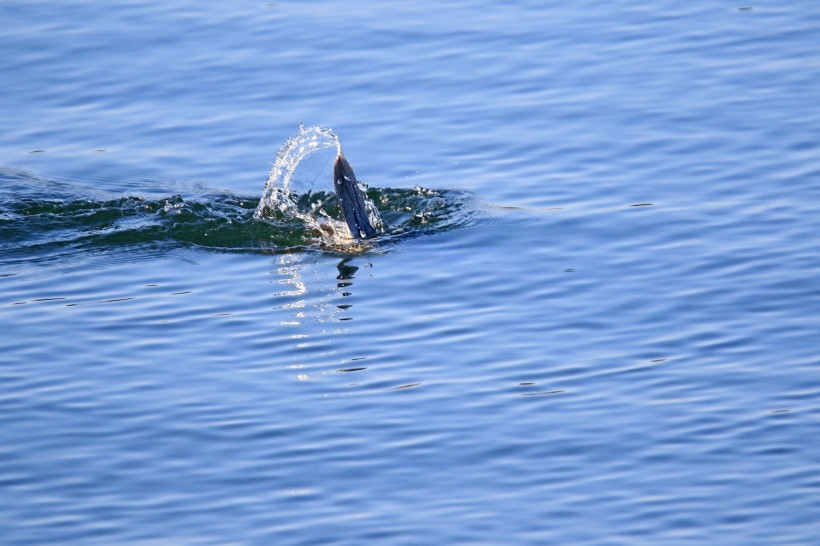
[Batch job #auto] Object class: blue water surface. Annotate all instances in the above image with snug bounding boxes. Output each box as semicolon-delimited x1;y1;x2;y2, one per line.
3;1;820;544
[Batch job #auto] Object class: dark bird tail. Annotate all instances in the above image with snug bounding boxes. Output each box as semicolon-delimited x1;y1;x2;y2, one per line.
333;153;381;239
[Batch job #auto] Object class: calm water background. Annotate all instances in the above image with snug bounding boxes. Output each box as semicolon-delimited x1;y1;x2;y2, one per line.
3;1;820;544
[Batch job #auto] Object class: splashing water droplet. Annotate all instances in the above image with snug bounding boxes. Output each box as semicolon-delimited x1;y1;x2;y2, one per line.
255;126;384;247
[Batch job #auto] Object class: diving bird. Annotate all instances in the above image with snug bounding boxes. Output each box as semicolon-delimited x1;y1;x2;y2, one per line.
333;152;382;239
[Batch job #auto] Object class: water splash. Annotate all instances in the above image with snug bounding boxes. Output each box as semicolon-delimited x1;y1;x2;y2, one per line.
255;125;384;246
256;125;341;212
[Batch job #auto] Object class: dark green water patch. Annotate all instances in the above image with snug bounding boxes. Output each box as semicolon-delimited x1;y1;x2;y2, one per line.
1;171;476;262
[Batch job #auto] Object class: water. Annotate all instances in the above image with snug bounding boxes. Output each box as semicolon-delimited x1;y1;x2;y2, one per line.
3;1;820;544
